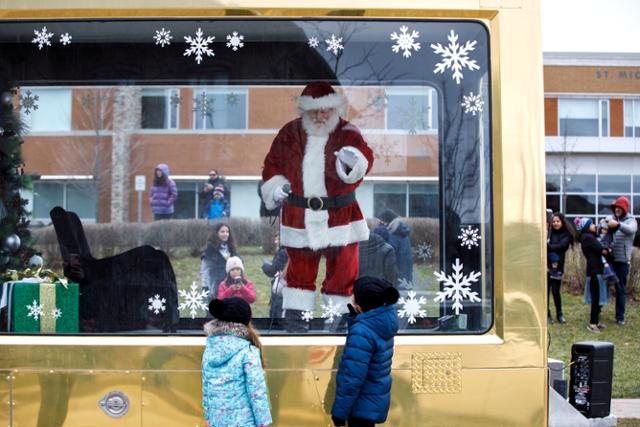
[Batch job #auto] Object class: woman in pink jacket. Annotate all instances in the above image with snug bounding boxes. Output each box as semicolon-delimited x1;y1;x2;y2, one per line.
217;256;256;304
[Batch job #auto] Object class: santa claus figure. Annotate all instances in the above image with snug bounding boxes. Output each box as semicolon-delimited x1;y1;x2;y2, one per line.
261;82;374;323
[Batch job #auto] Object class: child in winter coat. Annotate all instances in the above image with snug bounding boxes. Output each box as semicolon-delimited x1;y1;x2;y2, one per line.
208;185;230;220
217;256;257;304
331;276;400;427
202;297;272;427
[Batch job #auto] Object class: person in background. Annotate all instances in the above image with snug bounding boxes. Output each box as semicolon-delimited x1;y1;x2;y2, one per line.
575;217;608;334
546;212;574;324
375;209;413;288
201;223;238;298
358;230;398;286
331;276;399;427
262;233;289;319
202;297;272;427
217;256;256;305
207;184;230;220
149;163;177;220
200;169;230;218
606;196;637;326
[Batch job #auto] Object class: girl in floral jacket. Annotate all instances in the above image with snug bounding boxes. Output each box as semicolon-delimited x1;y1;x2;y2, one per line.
202;298;272;427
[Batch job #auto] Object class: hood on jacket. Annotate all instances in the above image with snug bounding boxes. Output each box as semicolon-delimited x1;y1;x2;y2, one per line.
349;304;398;341
388;217;410;237
203;320;251;366
611;196;630;217
155;163;170;177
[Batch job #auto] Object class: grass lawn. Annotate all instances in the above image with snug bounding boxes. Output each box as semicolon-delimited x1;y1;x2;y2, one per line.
548;292;640;398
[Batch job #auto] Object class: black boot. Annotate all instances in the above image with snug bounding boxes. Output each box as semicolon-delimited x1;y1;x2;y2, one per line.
284;309;310;333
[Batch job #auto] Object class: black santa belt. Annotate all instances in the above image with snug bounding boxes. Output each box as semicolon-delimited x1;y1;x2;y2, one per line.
287;192;356;211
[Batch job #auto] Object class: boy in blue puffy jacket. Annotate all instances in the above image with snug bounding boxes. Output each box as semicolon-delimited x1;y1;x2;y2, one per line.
331;276;400;427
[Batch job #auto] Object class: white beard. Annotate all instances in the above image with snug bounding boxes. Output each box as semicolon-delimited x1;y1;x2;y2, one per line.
301;111;340;137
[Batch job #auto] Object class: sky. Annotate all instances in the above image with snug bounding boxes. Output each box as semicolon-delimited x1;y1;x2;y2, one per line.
541;0;640;53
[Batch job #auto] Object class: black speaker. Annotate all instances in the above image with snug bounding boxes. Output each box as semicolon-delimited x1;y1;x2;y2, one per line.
569;341;614;418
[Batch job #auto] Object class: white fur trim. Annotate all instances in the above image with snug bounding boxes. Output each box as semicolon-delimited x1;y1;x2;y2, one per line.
261;175;290;211
282;287;316;311
298;93;344;111
280;219;370;250
336;147;368;184
322;294;353;314
301;135;331;250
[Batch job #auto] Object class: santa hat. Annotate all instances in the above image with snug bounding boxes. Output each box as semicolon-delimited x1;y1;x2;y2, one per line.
226;256;244;274
297;81;344;111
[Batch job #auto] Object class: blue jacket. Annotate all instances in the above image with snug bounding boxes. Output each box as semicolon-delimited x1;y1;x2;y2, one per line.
202;321;272;427
382;218;413;284
331;304;399;423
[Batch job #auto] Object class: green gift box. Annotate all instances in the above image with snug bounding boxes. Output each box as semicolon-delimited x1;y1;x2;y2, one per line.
4;280;79;333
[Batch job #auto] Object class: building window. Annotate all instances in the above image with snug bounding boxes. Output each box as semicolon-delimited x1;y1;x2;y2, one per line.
373;182;438;218
21;88;72;133
173;181;199;219
141;88;179;129
374;183;406;217
408;183;438;217
546;195;560;213
193;88;247;130
386;87;438;132
32;181;97;221
598;175;630;193
634;176;640;216
565;195;595;216
558;98;609;137
565;174;595;192
624;99;640;137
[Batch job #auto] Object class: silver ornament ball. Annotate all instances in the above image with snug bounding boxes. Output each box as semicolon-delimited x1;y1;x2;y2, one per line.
28;254;44;268
3;234;21;253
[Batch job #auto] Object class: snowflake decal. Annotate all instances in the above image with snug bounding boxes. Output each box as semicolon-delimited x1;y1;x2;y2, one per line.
193;91;214;117
32;26;54;50
169;92;182;106
390;25;421;58
52;308;62;319
226;31;245;51
321;299;341;323
398;291;427;324
397;277;414;291
397;97;430;134
154;28;172;47
308;36;319;48
301;310;314;322
461;92;484;116
27;299;44;321
226;92;238;106
19;90;39;115
434;258;481;315
430;29;480;84
59;33;72;46
148;294;167;315
178;282;210;319
416;242;433;262
325;34;344;56
458;225;481;249
184;28;215;64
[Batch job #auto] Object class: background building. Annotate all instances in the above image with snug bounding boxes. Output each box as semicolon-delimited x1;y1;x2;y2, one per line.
544;52;640;222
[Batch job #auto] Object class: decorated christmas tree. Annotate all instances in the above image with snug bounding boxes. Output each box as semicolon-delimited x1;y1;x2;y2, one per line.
0;71;33;272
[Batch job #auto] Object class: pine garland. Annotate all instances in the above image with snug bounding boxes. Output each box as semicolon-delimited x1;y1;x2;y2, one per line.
0;68;33;272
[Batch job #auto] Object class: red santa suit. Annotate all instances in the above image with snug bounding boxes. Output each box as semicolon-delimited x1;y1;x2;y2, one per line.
261;82;373;314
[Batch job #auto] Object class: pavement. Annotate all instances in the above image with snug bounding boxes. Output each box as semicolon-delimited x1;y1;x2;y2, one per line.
612;399;640;419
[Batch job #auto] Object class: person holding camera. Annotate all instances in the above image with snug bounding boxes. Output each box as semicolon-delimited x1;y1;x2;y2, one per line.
217;256;256;305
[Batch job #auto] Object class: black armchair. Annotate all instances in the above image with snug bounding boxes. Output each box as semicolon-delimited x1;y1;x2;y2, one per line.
50;207;179;333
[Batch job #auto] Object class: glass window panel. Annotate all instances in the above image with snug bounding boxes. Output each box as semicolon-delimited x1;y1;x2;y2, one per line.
634;195;640;216
374;183;407;217
21;88;71;132
173;181;197;219
600;100;608;137
33;182;64;219
634;176;640;192
66;182;97;220
558;99;599;137
598;195;621;216
565;174;595;192
546;195;560;214
1;19;492;335
598;175;630;193
546;174;561;192
408;183;438;218
624;100;633;137
566;195;595;215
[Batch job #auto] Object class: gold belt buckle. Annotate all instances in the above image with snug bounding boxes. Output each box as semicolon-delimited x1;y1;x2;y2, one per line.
307;196;324;211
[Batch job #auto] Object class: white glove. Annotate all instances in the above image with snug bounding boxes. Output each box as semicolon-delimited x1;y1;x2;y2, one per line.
335;147;359;168
273;185;290;203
